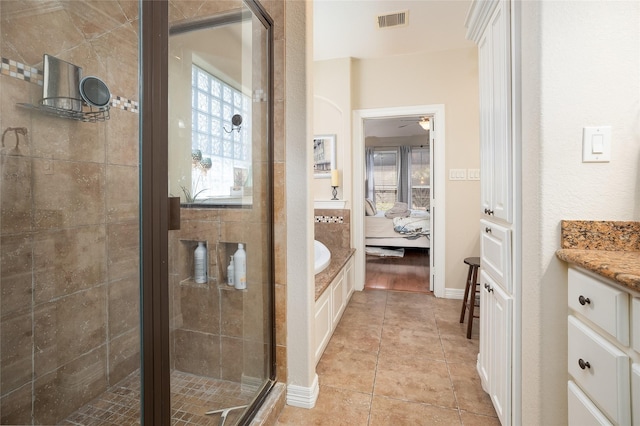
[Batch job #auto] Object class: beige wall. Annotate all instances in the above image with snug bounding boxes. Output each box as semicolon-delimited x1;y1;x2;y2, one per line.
313;58;353;202
314;47;480;292
520;1;640;423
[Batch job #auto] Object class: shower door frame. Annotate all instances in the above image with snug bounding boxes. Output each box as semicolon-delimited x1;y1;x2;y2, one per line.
140;2;276;425
140;1;171;424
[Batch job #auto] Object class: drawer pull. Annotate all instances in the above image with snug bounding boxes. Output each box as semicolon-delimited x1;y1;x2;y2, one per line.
485;227;492;233
578;358;591;370
578;295;591;306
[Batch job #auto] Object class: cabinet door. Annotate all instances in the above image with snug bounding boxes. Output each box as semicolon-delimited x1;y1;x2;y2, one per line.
345;257;354;300
478;0;512;224
488;0;512;223
478;269;512;426
314;289;332;364
490;280;513;426
331;274;345;329
478;270;492;390
632;364;639;426
478;27;493;216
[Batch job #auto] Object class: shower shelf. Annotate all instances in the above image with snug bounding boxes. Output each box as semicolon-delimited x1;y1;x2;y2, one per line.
17;97;110;123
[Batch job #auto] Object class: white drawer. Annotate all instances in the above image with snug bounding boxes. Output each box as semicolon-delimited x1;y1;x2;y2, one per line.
480;219;511;292
568;315;631;425
633;298;640;353
633;364;640;426
568;268;629;346
568;380;613;426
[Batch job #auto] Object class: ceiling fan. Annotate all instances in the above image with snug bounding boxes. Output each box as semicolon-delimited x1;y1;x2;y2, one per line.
398;116;431;130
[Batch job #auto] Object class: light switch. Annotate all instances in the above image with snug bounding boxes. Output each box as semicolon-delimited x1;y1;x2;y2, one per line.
582;126;611;162
449;169;467;180
592;134;604;154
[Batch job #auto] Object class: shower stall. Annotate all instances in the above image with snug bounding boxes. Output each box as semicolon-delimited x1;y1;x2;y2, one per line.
0;1;275;425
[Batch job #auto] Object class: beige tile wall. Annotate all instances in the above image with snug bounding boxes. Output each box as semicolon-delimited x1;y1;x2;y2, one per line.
0;1;140;424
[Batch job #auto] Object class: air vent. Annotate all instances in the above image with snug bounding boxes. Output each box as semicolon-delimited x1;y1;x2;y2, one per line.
377;10;408;29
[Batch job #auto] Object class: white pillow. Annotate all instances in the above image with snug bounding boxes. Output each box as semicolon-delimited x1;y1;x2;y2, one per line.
364;198;377;216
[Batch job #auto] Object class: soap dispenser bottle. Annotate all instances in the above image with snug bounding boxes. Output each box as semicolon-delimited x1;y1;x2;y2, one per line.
233;243;247;290
194;241;207;284
227;256;235;286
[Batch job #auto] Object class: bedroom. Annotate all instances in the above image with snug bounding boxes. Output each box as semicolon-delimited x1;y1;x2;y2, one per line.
362;116;432;292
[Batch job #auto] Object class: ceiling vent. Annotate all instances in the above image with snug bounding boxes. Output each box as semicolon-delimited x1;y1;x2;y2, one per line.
376;10;408;29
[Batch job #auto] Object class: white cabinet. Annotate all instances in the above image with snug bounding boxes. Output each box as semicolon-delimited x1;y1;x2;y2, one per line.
633;364;640;426
477;0;512;224
478;270;513;425
314;255;354;364
480;219;512;292
467;0;516;423
568;381;613;426
567;267;640;426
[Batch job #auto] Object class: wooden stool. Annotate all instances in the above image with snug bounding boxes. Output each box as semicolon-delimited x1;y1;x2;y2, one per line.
459;256;480;339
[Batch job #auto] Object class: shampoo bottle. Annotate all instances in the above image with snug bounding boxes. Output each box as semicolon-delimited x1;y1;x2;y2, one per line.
227;256;235;286
194;241;207;284
233;243;247;290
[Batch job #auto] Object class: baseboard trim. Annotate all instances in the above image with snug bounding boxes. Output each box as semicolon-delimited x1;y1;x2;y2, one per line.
444;288;465;299
286;374;319;409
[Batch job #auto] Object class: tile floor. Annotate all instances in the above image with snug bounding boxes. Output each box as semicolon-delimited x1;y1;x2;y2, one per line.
275;289;499;425
61;370;254;425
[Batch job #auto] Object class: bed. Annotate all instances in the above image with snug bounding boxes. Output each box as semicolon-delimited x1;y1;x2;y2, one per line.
365;209;430;249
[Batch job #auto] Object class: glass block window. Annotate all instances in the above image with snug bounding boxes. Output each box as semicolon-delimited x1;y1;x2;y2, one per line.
191;65;251;198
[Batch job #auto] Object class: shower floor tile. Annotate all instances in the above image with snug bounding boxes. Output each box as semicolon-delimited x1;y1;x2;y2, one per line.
61;370;254;425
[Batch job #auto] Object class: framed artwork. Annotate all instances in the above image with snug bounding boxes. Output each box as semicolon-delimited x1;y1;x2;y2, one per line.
313;134;336;178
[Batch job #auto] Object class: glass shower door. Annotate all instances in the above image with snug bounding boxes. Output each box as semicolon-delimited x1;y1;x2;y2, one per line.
165;1;274;424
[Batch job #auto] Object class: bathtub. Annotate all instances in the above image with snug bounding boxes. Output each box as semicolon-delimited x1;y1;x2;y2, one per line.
314;240;331;274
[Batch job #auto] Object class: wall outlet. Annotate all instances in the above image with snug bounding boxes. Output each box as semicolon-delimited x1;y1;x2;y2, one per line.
449;169;467;180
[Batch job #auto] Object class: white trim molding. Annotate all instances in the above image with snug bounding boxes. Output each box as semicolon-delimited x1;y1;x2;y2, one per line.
286;374;319;409
352;104;446;298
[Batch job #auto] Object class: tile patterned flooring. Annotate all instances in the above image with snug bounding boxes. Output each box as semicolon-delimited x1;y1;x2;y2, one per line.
276;250;498;425
62;370;254;425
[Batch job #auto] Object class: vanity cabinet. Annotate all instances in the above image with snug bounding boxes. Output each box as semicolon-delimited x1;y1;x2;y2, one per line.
567;266;640;426
314;255;354;364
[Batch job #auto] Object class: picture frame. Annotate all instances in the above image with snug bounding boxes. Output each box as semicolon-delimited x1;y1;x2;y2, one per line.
313;134;336;178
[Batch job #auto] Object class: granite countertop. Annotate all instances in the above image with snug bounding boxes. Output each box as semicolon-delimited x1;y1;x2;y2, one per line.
315;247;356;301
556;220;640;292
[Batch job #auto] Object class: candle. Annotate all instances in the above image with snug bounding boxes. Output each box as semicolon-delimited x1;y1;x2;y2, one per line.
331;170;339;186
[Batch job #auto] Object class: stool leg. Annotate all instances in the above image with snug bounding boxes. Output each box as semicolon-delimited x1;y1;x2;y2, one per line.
459;265;473;323
466;265;479;339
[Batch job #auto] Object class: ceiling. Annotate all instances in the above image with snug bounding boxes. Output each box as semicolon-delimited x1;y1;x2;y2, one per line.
313;0;474;138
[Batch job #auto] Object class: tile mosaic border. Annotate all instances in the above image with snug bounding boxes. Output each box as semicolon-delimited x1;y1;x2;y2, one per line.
1;57;44;85
314;215;344;224
1;56;138;114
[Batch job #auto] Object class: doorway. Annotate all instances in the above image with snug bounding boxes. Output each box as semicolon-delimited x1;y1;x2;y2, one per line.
362;115;432;293
352;105;446;297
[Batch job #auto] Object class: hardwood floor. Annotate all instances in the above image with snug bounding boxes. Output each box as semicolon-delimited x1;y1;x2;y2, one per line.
365;248;430;293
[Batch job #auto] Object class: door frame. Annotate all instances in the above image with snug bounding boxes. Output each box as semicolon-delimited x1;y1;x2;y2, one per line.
352;104;446;297
141;1;170;424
